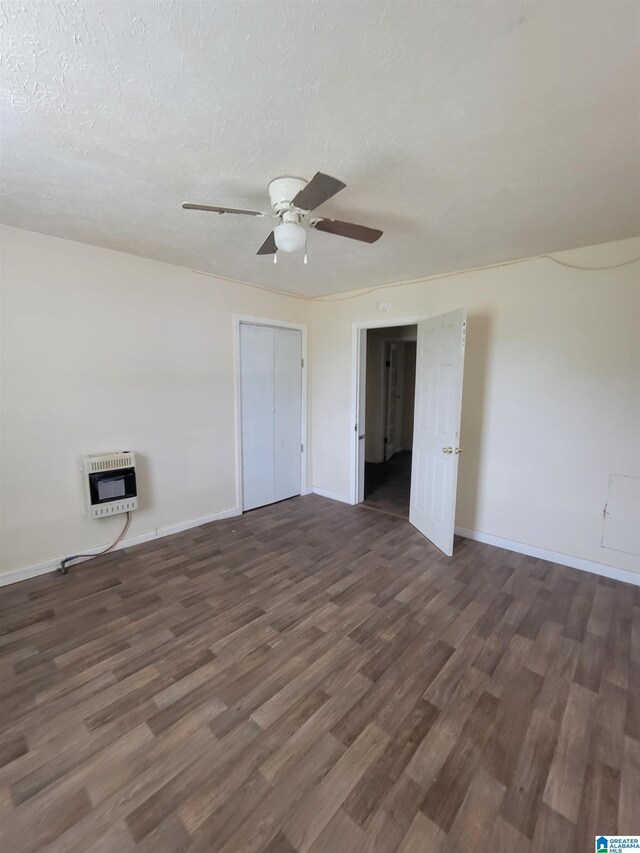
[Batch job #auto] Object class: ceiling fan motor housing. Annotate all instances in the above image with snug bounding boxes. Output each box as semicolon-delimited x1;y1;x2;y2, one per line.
268;177;308;213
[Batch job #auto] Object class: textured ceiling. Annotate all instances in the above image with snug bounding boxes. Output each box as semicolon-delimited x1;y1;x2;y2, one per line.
1;1;639;296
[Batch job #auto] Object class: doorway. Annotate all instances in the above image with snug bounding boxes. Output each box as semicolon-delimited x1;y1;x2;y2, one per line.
362;326;417;518
352;310;467;555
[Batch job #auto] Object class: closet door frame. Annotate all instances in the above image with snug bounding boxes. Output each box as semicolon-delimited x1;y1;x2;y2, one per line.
233;315;308;512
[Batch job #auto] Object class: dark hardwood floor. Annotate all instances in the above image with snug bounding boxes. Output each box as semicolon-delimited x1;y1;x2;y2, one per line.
0;494;638;852
364;451;412;519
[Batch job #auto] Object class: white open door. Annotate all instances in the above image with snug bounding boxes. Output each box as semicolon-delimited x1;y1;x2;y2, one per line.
409;308;467;555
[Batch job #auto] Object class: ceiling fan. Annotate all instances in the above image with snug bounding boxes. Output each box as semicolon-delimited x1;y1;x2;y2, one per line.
182;172;383;262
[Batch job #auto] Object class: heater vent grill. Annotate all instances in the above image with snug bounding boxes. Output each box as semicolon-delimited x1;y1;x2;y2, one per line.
92;499;138;518
86;453;134;473
83;452;138;519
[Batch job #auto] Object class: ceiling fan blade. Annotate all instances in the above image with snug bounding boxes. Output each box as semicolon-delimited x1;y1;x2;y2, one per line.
291;172;346;211
311;218;383;244
257;231;277;255
182;203;264;216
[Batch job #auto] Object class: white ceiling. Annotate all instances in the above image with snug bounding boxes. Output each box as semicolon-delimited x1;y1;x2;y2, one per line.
2;1;639;296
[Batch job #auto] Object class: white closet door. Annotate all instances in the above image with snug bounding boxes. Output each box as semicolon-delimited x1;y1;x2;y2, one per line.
274;328;303;502
240;324;302;511
356;329;367;503
240;324;276;511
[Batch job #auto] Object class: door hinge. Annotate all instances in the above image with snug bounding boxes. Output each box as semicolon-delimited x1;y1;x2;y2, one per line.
386;360;391;367
301;443;304;453
301;358;304;368
383;437;388;444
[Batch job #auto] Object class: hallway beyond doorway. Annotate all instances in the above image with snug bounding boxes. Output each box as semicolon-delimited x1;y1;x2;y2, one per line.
363;450;412;519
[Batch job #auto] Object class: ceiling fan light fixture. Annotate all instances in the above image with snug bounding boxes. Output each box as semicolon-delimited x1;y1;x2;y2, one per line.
183;172;383;258
274;220;306;253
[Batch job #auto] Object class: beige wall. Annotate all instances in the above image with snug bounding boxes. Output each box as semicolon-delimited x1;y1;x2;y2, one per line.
311;238;640;576
2;227;639;581
0;226;310;576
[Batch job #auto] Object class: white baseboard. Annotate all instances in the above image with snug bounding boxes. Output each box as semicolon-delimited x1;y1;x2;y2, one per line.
5;508;637;591
454;526;640;587
0;506;242;588
300;487;314;496
160;507;241;537
312;487;352;504
0;559;74;588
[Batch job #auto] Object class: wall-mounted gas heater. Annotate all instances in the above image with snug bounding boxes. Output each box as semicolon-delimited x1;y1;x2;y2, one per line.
84;452;138;519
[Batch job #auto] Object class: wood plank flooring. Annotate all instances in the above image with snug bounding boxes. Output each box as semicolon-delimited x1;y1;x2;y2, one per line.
1;494;639;852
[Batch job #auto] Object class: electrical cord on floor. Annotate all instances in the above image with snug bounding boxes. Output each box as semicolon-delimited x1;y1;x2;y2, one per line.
58;511;131;575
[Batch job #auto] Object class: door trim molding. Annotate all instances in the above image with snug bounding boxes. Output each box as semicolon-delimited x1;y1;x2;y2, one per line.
233;315;308;513
349;315;428;505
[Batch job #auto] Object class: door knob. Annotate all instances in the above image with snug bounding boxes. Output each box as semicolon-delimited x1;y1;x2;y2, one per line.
442;446;453;454
455;448;463;454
